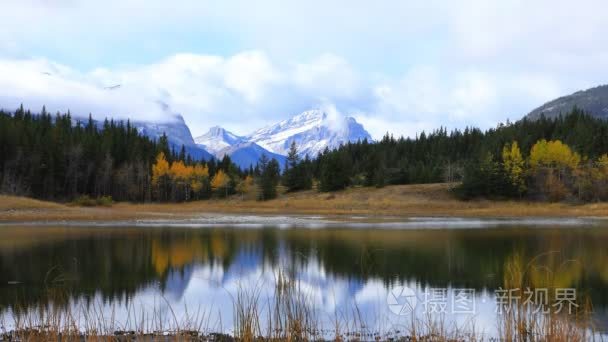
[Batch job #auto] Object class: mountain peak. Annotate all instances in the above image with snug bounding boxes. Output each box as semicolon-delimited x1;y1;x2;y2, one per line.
525;84;608;121
291;109;327;122
204;126;233;138
195;126;245;155
247;109;371;157
193;108;371;167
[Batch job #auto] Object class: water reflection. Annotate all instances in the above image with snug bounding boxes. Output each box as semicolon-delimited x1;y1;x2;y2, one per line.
0;225;607;335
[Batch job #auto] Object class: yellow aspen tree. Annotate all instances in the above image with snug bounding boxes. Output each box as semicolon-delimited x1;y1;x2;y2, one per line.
502;141;526;195
169;160;191;201
190;164;209;197
529;139;581;201
211;169;229;197
151;152;171;201
236;175;254;200
151;152;170;185
529;140;580;170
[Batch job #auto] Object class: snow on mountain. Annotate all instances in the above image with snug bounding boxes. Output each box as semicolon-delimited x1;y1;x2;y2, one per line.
247;109;372;157
217;142;287;170
132;114;214;161
192;109;372;168
195;127;286;169
194;126;246;155
42;96;216;161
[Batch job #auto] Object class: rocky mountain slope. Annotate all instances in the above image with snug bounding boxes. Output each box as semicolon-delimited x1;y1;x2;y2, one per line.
246;109;371;157
526;84;608;121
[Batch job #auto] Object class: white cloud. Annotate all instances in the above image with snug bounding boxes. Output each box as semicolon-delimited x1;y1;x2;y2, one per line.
0;50;596;140
292;54;361;99
2;0;608;139
0;58;173;122
450;71;497;120
223;51;282;103
0;52;371;136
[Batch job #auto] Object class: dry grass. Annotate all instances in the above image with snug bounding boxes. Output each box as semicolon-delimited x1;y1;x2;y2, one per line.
1;260;600;340
1;278;598;341
497;251;601;342
0;195;64;210
3;183;608;223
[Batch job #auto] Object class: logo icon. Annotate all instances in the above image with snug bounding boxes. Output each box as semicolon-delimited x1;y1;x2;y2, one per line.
387;286;418;315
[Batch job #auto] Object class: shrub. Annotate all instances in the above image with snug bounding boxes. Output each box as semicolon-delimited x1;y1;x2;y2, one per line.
72;195;113;207
96;196;113;207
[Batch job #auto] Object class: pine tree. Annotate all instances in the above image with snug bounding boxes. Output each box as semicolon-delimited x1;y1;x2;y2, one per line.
257;155;280;200
283;141;301;192
319;151;351;192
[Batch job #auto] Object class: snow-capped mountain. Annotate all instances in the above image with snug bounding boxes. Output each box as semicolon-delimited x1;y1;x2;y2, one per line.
193;109;372;169
131;114;214;161
217;142;287;170
134;114;196;149
194;126;246;155
195;127;286;169
247;109;372;157
31;96;216;161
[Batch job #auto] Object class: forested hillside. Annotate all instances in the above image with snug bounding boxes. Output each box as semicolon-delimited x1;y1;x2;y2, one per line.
312;108;608;201
0;106;273;202
3;105;608;203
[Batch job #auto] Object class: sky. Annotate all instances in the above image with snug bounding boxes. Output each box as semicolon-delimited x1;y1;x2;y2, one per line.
1;0;608;139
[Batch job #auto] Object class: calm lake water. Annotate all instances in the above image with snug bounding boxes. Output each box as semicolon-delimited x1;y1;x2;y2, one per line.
1;221;607;337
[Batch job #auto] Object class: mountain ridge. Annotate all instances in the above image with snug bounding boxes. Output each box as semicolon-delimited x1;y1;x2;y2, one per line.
217;141;287;170
193;109;372;169
246;109;372;157
132;114;214;161
194;126;246;155
525;84;608;121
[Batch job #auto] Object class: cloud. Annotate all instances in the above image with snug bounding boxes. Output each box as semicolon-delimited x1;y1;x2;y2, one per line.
0;52;373;135
2;0;608;139
0;50;589;140
292;54;361;100
0;58;174;122
447;0;608;70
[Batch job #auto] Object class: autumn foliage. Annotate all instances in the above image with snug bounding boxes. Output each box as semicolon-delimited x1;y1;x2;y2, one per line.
150;152;270;201
461;138;608;202
151;152;213;201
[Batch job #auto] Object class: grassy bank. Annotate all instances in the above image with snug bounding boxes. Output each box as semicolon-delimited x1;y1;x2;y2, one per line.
3;183;608;223
1;282;598;342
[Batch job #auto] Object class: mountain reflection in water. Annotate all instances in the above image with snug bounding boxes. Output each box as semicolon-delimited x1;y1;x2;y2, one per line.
1;224;607;335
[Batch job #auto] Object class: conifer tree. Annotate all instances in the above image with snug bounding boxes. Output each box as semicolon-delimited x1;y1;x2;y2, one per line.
257;154;280;200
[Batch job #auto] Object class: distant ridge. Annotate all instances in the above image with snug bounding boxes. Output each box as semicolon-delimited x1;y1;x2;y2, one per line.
246;109;372;157
525;84;608;121
194;109;372;169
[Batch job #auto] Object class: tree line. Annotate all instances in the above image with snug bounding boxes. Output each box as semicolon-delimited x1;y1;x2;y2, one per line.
311;107;608;202
3;105;608;203
0;106;234;202
458;139;608;201
0;105;292;202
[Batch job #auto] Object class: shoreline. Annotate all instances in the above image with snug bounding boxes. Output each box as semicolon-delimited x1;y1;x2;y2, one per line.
2;183;608;223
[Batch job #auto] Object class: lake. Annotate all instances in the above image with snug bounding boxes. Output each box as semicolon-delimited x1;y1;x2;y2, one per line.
1;219;607;339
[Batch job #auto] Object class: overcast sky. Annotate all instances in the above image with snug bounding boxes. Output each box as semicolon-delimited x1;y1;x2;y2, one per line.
1;0;608;139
